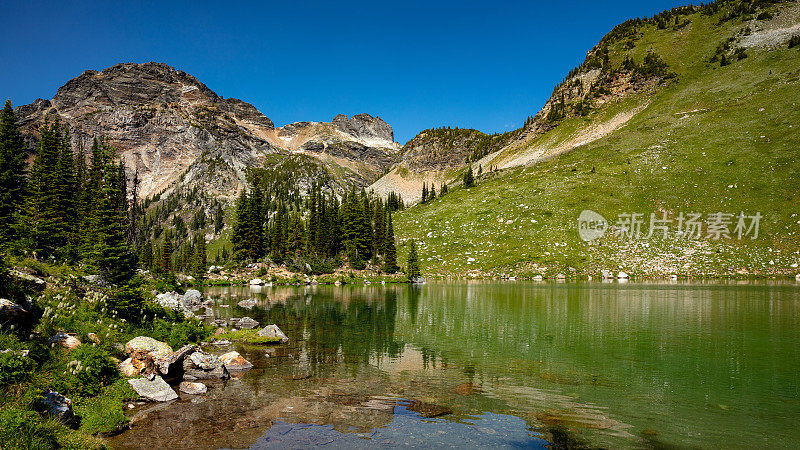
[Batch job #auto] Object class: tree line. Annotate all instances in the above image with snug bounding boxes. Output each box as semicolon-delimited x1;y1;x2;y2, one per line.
230;178;405;274
0;100;136;285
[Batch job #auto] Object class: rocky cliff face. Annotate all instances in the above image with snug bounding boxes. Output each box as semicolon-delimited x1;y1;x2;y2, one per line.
14;62;400;199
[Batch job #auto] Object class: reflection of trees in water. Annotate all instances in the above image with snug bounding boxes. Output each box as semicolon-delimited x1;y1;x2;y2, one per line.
250;286;402;377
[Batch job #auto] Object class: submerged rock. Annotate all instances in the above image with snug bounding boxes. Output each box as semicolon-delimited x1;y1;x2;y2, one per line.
257;324;289;343
404;400;452;418
237;298;257;309
179;381;208;395
220;351;253;371
128;376;179;402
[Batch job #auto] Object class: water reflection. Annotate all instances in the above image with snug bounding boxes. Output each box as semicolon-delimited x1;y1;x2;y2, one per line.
110;282;800;449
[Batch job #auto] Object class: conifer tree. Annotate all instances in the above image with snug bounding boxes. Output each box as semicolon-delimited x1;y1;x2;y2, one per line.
463;164;475;188
382;212;399;273
55;129;77;259
193;234;207;278
29;115;63;258
372;200;385;257
161;234;173;273
421;183;428;203
94;157;136;285
0;100;28;246
406;239;421;279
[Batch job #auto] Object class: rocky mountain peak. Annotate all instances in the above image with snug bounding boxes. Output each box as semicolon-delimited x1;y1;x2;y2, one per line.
332;113;394;143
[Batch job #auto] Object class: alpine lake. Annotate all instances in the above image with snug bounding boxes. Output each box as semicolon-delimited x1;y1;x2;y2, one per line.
108;281;800;449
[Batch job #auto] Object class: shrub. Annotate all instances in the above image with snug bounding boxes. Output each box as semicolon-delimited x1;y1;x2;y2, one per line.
53;346;119;397
143;318;211;349
0;350;35;385
757;11;773;20
107;283;147;324
789;35;800;48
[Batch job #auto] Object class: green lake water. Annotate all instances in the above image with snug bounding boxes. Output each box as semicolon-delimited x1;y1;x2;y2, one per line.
109;282;800;449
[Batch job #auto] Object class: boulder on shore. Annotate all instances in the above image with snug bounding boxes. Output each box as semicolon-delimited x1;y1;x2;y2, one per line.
220;351;253;371
157;344;197;377
183;289;204;308
183;351;229;380
179;381;208;395
250;278;265;286
618;271;630;279
119;358;140;377
125;336;172;357
128;376;179;402
257;324;289;344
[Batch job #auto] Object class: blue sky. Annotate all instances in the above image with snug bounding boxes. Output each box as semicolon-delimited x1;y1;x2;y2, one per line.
1;0;688;143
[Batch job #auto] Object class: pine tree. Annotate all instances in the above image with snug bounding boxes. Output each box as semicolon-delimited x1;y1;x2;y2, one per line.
161;234;173;273
440;183;448;195
193;234;207;278
55;128;77;260
463;164;475;188
421;183;428;203
382;212;399;273
373;200;385;258
0;100;28;246
406;239;421;279
429;184;436;201
231;190;249;260
29;115;63;259
94;157;136;285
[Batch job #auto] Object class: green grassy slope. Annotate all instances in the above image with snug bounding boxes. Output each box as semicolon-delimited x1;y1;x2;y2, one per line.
394;3;800;278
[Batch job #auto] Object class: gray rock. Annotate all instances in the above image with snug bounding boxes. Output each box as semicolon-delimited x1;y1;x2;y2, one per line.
179;381;207;395
183;351;229;380
257;324;289;344
237;316;259;329
189;351;222;370
0;298;29;326
183;289;203;307
128;376;179;402
157;344;197;377
39;391;78;427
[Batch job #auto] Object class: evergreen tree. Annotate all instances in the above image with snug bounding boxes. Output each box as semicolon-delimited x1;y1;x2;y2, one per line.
0;100;28;246
440;183;448;195
372;200;385;257
382;212;399;273
406;239;421;279
421;183;428;203
29;115;63;258
463;164;475;188
193;234;207;278
231;190;249;260
161;234;173;273
55;129;77;260
94;157;136;285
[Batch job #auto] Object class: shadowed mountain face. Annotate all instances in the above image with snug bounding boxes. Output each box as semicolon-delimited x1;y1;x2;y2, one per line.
14;62;400;199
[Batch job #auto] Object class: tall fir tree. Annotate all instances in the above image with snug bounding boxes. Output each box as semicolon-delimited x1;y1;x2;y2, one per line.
29;115;63;258
94;157;136;285
0;100;28;246
382;212;399;273
406;239;421;279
